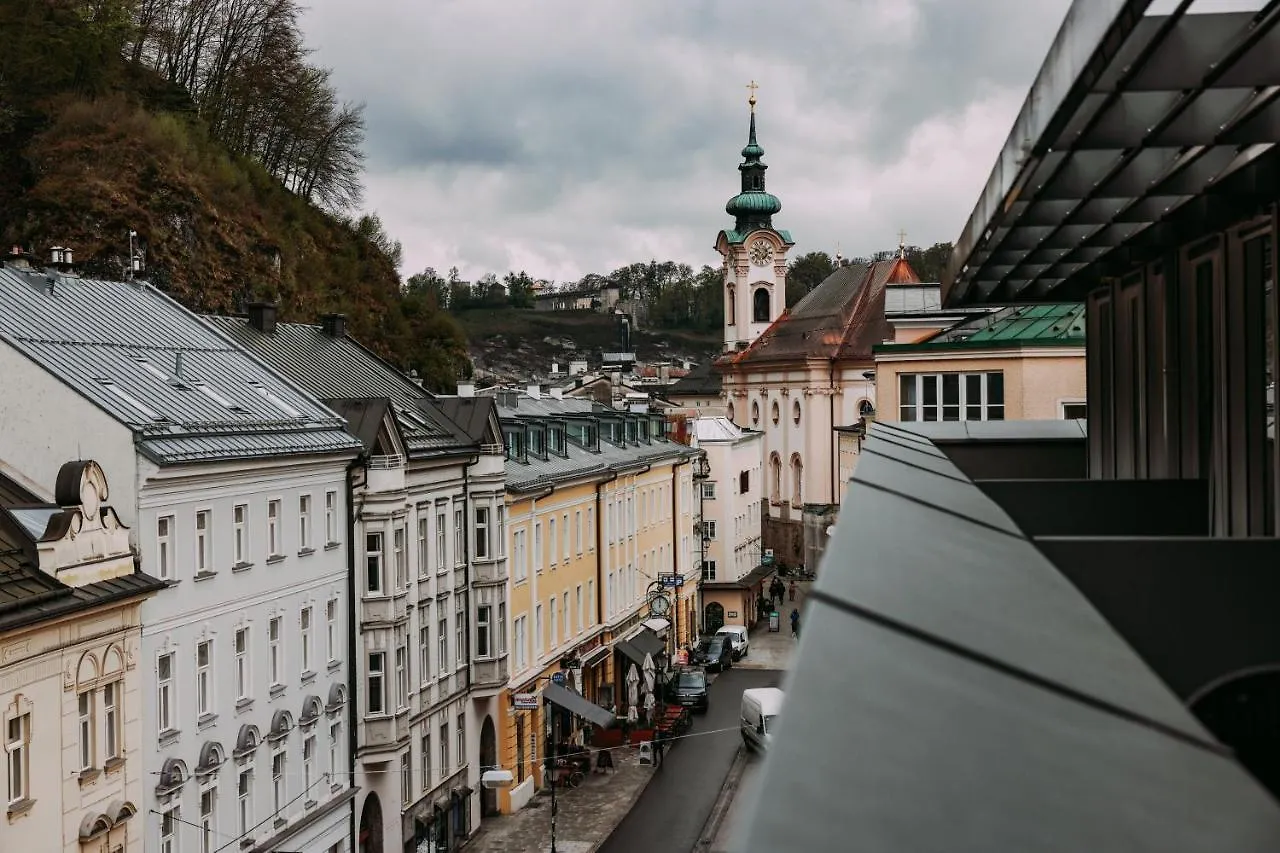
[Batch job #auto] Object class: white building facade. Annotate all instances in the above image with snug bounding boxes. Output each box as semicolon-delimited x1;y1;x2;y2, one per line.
208;313;510;853
0;269;363;853
691;418;765;584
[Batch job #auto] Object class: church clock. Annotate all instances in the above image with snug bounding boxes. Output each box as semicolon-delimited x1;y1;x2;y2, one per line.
749;238;773;266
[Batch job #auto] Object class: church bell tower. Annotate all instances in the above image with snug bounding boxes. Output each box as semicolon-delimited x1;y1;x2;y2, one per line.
716;81;794;353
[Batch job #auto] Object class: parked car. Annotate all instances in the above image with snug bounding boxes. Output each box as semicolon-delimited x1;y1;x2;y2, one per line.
741;687;784;752
716;625;750;660
693;634;734;672
667;666;709;713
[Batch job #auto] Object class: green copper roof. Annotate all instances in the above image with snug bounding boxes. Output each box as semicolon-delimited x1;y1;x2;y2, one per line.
727;109;781;232
720;228;795;246
875;303;1086;353
726;190;781;217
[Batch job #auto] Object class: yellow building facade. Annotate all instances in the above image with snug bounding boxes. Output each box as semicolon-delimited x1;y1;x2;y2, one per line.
490;397;702;813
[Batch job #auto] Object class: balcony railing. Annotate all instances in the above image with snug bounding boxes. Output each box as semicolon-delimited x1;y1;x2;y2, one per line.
472;656;508;689
366;455;406;493
368;454;404;469
473;559;507;585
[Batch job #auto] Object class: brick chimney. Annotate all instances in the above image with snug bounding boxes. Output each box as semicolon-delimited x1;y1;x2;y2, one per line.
247;302;278;334
321;313;346;337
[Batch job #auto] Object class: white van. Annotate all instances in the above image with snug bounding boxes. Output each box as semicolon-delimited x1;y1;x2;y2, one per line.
716;624;750;660
740;687;784;753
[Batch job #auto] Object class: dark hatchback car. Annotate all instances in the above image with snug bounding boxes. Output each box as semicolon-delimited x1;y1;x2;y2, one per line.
667;667;709;713
693;634;734;673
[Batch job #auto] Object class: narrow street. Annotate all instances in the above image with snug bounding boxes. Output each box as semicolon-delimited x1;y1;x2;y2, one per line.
597;667;783;853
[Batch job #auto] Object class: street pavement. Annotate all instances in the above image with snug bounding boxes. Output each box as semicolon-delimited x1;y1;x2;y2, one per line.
736;576;810;673
596;667;783;853
708;748;764;852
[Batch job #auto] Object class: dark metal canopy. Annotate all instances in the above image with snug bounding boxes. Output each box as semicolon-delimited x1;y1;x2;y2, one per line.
944;0;1280;306
541;682;614;729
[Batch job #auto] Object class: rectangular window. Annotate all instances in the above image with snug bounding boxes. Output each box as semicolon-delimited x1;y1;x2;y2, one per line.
272;750;286;814
368;652;386;715
366;532;384;595
702;560;717;582
401;752;412;805
576;586;583;635
514;615;526;670
438;616;448;676
103;682;120;761
563;591;571;642
513;529;527;581
303;735;316;803
475;506;490;559
534;604;543;656
6;714;29;804
269;616;283;685
233;504;247;564
704;520;717;540
196;640;212;717
702;482;716;500
562;513;570;561
574;511;582;554
329;720;341;783
267;499;280;556
1062;401;1087;419
549;518;556;566
394;526;407;589
235;628;250;699
418;517;429;578
498;602;507;653
78;690;94;770
325;490;338;544
327;600;337;663
195;509;210;572
419;617;431;684
436;510;447;570
200;784;216;853
739;470;749;494
299;494;312;550
301;607;313;674
476;605;491;658
456;597;465;666
586;507;594;549
160;806;179;853
395;640;408;710
157;515;173;579
454;507;464;564
420;735;431;791
456;714;465;768
533;522;543;572
497;505;506;557
587;580;595;626
440;724;449;776
157;652;175;733
899;372;1006;422
238;768;253;835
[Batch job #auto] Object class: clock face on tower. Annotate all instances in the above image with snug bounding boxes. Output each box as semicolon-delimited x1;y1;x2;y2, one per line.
749;238;773;266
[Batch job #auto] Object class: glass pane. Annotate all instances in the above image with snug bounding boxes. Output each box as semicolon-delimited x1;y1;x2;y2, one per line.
965;405;982;421
921;405;939;422
965;374;982;407
899;405;917;422
987;405;1005;421
922;376;938;405
942;374;960;405
942;405;960;421
986;372;1004;406
899;375;916;406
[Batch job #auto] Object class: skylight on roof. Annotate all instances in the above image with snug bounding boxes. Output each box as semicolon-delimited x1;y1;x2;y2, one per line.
96;378;164;422
248;381;303;419
134;358;171;382
194;382;236;408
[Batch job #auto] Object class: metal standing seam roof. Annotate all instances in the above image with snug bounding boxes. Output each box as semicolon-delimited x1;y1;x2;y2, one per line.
739;426;1280;852
0;268;360;465
944;0;1280;306
204;316;475;457
877;303;1087;353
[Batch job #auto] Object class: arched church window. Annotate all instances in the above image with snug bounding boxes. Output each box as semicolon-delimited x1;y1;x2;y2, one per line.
727;286;736;326
858;399;875;418
751;401;760;426
752;175;762;190
792;400;802;425
769;453;782;504
771;401;780;425
727;402;735;424
791;453;803;505
753;288;770;323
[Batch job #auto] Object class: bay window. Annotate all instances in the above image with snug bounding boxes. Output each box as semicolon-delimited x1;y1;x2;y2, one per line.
899;371;1004;422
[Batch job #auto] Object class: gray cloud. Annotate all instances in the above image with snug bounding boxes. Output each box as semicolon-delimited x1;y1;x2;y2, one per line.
300;0;1074;282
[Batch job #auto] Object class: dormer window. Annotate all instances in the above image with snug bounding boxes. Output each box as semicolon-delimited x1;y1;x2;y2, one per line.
503;426;526;462
528;426;546;459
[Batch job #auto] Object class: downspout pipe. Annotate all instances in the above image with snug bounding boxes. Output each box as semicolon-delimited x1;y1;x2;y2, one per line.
594;471;619;632
669;461;679;653
344;455;363;852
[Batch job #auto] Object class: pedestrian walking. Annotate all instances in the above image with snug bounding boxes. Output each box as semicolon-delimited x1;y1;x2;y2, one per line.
789;580;796;602
654;731;665;769
790;607;800;639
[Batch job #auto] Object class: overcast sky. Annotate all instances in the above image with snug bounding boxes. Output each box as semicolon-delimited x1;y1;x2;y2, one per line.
298;0;1079;283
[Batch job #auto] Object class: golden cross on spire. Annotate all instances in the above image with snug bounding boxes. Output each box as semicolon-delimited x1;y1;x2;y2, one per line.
898;229;907;258
746;79;759;112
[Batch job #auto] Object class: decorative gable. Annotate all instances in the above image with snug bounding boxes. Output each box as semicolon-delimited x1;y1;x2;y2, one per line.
35;460;134;587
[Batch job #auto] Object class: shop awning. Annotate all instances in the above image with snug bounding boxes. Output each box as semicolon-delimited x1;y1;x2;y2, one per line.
702;562;773;591
632;627;666;657
642;617;670;634
579;645;610;668
541;682;615;729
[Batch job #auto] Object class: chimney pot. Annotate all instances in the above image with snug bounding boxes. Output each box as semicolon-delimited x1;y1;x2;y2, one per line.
247;301;278;334
321;313;346;338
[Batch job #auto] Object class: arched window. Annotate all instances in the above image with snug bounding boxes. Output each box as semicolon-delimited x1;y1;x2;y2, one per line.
792;399;802;425
727;402;735;424
727;286;736;326
771;400;780;425
769;453;782;504
791;453;803;505
751;401;760;426
753;288;770;323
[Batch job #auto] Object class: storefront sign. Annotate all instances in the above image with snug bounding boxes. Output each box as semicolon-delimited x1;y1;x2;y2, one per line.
512;693;539;710
727;611;738;618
